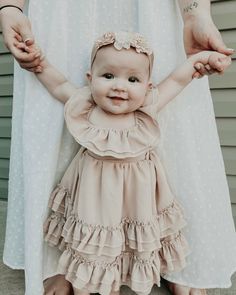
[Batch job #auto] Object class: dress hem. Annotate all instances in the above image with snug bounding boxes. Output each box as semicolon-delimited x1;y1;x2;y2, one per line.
3;257;24;270
161;266;236;289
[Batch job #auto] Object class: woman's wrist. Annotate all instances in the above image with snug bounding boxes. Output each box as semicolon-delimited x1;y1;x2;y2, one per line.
0;5;23;13
0;0;24;11
178;0;211;23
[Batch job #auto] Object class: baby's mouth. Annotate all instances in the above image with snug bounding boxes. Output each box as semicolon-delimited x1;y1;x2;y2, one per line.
108;96;128;106
108;96;128;101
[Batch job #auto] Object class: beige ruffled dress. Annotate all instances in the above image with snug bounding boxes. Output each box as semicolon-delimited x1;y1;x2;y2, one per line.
44;86;190;295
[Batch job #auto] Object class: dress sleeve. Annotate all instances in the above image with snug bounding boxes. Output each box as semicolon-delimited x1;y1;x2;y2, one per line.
64;86;92;109
138;85;160;121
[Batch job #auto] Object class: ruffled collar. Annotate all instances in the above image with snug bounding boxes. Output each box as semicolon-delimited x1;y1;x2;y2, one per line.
64;86;160;158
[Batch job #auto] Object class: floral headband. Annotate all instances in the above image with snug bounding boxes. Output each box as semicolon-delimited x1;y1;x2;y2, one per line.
90;31;154;74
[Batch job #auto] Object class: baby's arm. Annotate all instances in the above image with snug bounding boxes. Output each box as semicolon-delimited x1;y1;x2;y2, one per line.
157;51;231;112
36;58;77;104
15;42;77;104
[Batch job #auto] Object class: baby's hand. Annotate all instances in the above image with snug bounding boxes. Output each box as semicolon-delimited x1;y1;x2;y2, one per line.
192;51;232;79
13;40;44;73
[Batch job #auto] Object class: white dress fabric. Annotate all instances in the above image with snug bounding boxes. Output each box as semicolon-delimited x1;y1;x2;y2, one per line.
3;0;236;294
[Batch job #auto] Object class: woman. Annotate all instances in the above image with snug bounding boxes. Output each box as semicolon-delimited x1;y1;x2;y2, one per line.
0;1;235;295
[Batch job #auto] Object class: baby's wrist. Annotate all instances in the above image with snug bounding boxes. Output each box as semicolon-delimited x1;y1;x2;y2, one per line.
187;52;203;65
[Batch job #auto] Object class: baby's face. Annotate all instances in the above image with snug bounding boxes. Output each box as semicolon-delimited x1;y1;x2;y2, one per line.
87;45;151;115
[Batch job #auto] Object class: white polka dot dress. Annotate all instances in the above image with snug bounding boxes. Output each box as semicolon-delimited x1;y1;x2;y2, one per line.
3;0;236;294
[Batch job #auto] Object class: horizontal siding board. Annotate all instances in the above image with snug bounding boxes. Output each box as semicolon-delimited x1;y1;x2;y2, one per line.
232;204;236;219
0;118;12;138
0;34;9;53
216;118;236;146
212;0;236;30
222;146;236;175
212;89;236;117
209;60;236;88
220;30;236;59
0;138;11;158
0;158;9;179
228;175;236;203
0;76;13;96
0;54;14;75
0;97;13;117
0;34;9;54
0;179;8;200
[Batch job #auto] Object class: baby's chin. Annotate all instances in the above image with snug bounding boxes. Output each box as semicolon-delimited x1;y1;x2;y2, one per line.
98;102;143;115
101;106;138;116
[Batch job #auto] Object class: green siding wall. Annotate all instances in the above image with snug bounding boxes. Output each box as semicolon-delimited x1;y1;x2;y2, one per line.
0;1;236;215
210;0;236;219
0;31;13;200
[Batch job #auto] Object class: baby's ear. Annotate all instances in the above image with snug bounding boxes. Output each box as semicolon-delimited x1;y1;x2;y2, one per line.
148;81;153;90
86;71;92;84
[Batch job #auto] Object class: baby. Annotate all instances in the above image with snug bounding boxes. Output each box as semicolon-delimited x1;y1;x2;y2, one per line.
15;31;231;295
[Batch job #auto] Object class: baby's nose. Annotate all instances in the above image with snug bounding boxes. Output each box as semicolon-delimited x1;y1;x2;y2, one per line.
112;79;127;91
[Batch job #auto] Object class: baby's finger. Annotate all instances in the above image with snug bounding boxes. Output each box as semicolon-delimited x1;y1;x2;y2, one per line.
14;42;28;51
193;71;203;79
209;54;231;72
27;66;43;73
194;63;208;76
35;66;43;73
16;51;42;63
24;67;38;73
204;64;217;75
19;58;42;69
218;57;231;71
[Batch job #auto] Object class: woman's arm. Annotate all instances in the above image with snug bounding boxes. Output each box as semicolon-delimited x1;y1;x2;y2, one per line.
177;0;234;77
157;50;230;112
178;0;211;22
178;0;225;54
0;0;25;12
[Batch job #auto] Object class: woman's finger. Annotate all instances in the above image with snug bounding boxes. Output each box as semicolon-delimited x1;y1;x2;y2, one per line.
19;18;35;46
14;32;23;42
208;34;235;56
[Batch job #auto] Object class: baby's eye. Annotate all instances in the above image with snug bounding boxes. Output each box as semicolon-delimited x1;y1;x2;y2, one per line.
103;73;114;79
128;76;139;83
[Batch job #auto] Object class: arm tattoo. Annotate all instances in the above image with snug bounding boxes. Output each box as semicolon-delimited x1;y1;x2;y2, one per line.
183;1;199;14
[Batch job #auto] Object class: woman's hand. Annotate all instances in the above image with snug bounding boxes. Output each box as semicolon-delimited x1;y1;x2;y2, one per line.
0;7;40;71
183;13;234;77
43;274;74;295
14;40;44;73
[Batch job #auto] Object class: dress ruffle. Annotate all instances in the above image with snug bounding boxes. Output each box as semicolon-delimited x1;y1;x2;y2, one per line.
58;247;160;295
64;87;160;158
44;185;189;269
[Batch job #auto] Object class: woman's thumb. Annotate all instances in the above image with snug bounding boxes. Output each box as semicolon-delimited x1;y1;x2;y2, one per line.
209;35;235;56
21;28;35;46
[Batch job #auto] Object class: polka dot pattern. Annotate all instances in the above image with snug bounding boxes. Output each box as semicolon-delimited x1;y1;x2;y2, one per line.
3;0;236;294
